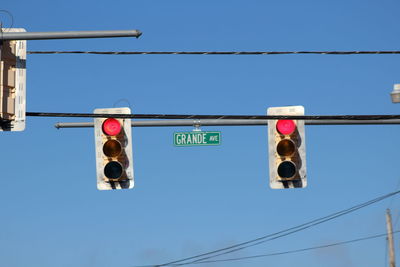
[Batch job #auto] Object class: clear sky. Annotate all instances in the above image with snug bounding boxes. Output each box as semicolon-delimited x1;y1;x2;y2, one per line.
1;1;400;266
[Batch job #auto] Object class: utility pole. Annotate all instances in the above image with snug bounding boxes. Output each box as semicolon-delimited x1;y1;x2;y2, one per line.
386;209;396;267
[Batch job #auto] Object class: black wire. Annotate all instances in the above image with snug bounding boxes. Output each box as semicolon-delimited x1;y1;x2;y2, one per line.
183;231;399;265
132;190;400;267
27;50;400;55
168;191;399;267
25;112;400;120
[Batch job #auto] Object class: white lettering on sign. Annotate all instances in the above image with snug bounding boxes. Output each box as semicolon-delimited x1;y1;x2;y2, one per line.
174;132;220;146
175;134;181;145
209;135;218;141
175;133;208;145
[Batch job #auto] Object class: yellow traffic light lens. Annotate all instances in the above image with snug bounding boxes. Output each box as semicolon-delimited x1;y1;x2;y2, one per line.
276;139;296;157
103;140;122;157
277;161;297;179
104;161;123;179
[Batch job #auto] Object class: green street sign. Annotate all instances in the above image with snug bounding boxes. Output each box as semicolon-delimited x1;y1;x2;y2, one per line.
174;131;221;146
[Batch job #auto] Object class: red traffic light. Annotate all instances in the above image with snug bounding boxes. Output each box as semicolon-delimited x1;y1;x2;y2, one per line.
268;106;306;189
102;118;121;136
276;120;296;135
94;107;134;190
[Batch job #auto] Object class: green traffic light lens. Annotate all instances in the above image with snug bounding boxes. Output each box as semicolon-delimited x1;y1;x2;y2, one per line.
277;161;297;179
104;161;123;179
103;139;122;157
277;139;296;157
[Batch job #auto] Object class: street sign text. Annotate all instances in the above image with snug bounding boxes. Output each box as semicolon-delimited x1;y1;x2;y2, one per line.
174;131;221;146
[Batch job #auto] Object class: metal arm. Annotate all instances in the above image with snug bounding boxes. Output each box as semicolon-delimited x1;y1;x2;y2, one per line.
0;30;142;40
54;119;400;129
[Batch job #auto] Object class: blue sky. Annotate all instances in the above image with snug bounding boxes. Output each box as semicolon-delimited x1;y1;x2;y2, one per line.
1;1;400;266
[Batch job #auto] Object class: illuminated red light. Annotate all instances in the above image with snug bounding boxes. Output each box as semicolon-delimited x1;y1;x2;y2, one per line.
102;118;121;136
276;120;296;135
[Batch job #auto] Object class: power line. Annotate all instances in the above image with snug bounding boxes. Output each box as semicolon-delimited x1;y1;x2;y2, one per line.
180;231;400;266
387;179;400;231
25;112;400;120
27;50;400;55
164;191;399;266
387;179;400;208
131;190;400;267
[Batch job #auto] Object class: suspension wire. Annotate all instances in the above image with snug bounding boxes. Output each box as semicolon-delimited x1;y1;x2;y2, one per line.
25;112;400;120
168;191;398;266
27;50;400;55
179;231;400;266
132;190;400;267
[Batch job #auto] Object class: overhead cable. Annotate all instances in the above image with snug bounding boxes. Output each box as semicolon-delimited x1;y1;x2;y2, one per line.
26;112;400;121
182;230;400;266
27;50;400;55
132;190;400;267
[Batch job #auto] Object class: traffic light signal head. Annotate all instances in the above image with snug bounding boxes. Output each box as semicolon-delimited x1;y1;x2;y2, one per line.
94;107;134;190
0;28;26;131
267;106;306;189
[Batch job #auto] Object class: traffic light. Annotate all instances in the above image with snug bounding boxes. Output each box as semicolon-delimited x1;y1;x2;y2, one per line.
94;107;134;190
267;106;306;189
0;28;26;131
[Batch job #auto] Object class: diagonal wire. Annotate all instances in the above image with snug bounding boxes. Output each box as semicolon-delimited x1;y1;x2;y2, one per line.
183;231;400;266
131;190;400;267
169;191;399;266
387;179;400;208
387;178;400;229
